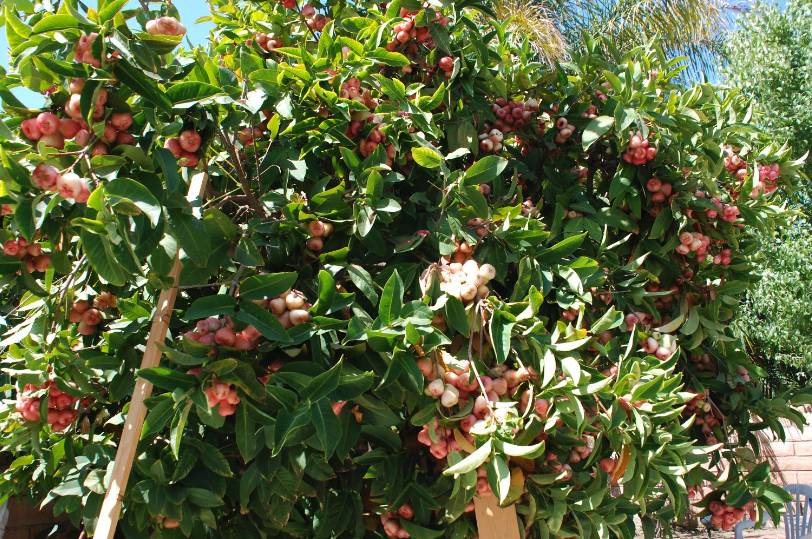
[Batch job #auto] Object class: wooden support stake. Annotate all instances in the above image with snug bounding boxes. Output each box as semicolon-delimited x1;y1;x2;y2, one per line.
474;497;522;539
95;173;209;539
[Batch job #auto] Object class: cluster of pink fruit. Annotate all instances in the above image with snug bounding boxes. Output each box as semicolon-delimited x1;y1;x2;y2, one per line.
252;289;311;330
145;16;187;37
438;235;477;266
560;306;579;321
71;32;118;68
2;237;50;273
199;374;241;417
645;178;674;203
15;381;81;431
435;260;496;304
68;298;109;335
303;219;335;252
186;317;261;351
682;389;722;444
22;110;81;151
675;230;712;261
749;163;780;198
553;117;576;144
623;311;658;332
641;331;679;361
465;217;489;238
67;78;136;154
379;503;417;538
164;129;202;168
594;81;611;102
384;9;446;51
254;32;283;51
645;282;679;312
687;353;715;374
622;133;657;165
416;416;470;460
483;97;539;138
301;4;330;31
695;192;742;223
723;145;748;181
708;499;756;531
578;104;600;120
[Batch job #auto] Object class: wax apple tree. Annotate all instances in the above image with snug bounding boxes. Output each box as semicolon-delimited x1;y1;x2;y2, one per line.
0;0;808;538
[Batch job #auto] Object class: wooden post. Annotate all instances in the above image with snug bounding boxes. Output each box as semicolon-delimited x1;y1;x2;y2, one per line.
95;173;209;539
474;497;522;539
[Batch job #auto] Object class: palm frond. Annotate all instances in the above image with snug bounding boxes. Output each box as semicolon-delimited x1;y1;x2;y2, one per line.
492;0;570;65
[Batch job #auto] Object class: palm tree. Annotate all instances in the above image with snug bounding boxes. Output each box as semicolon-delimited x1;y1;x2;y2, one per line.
493;0;748;74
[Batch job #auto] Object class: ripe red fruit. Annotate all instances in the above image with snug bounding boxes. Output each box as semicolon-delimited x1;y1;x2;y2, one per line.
164;138;183;158
438;56;454;71
103;124;118;144
36;112;61;135
214;327;237;347
110;112;133;131
178;152;199;168
115;131;137;146
32;164;59;189
82;308;102;325
77;321;96;335
163;517;180;529
58;119;82;139
21;119;42;140
40;133;65;150
3;241;20;256
34;255;50;272
91;141;109;156
599;457;615;473
179;129;202;152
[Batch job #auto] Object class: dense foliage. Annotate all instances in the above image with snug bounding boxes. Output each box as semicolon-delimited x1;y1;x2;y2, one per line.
735;228;812;376
722;0;812;198
721;0;812;379
0;1;809;539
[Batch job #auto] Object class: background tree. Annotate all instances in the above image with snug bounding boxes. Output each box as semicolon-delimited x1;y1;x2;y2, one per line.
721;0;812;383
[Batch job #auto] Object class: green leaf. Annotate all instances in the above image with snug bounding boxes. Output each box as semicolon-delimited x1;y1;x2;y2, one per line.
31;15;80;33
582;116;615;151
379;270;404;325
14;198;36;243
300;360;342;402
313;270;336;316
443;439;492;476
154;148;181;194
80;230;128;286
187;488;224;508
105;178;162;227
443;295;470;336
138;368;199;392
157;344;207;366
167;210;211;267
170;401;192;459
492;454;511;504
501;440;546;459
537;233;587;264
463;155;508;185
239;273;298;300
234;301;292;343
311;400;342;457
111;61;173;114
561;357;582;385
166;82;225;107
347;264;378;304
591;307;623;334
142;395;175;437
236;404;257;462
216;363;266;401
97;0;130;22
366;49;410;67
489;310;514;364
411;147;444;169
186;296;237;319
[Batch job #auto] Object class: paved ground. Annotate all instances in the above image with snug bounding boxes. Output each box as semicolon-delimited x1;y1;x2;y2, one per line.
667;522;785;539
